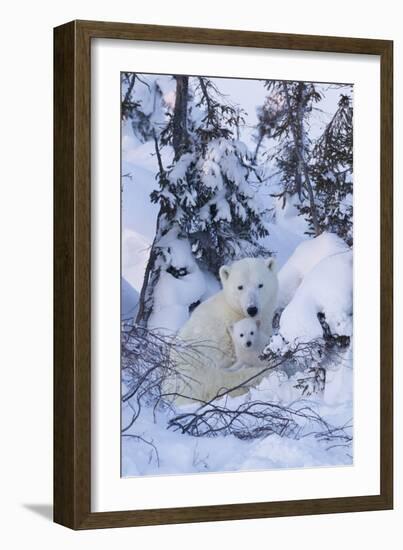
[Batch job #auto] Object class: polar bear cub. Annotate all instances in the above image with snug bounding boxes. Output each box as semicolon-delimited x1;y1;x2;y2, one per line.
228;317;266;371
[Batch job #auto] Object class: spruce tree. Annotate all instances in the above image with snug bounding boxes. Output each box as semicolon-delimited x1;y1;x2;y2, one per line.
308;93;353;245
129;75;270;325
152;76;269;277
121;72;168;142
257;80;322;235
134;75;190;326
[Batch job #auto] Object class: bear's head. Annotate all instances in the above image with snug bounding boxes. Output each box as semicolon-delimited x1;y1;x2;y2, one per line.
219;257;278;318
229;318;261;350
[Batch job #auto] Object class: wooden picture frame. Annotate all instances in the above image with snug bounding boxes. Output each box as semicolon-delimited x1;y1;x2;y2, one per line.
54;20;393;530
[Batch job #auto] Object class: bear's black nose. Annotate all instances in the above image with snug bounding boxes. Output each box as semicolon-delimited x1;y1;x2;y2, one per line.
246;341;252;347
247;306;258;317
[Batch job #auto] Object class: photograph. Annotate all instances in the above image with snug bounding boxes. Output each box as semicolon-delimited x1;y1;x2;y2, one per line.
120;71;354;477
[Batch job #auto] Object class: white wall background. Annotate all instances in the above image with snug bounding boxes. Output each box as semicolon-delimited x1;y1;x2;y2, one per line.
0;0;399;547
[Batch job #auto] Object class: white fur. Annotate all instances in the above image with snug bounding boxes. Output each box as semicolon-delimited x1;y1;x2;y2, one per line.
164;257;278;405
227;318;265;371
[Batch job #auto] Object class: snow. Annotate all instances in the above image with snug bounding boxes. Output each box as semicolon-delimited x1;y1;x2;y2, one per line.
199;270;221;301
148;228;208;333
199;158;223;190
122;229;151;292
121;277;139;321
279;249;353;342
123;74;176;139
213;192;232;222
123;136;172;173
274;194;309;238
155;75;177;109
200;139;250;191
168;152;194;183
121;141;161;243
277;231;349;310
122;363;352;476
122;421;351;476
324;347;353;406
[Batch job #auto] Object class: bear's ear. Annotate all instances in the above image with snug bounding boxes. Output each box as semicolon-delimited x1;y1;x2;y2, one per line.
219;264;231;282
265;257;277;273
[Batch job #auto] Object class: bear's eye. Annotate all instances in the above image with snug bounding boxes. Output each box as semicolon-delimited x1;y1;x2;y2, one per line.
238;285;243;290
240;333;244;338
250;331;254;335
258;283;264;288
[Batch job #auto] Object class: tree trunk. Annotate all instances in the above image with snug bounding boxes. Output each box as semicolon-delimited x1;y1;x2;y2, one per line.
282;81;320;236
134;240;158;327
253;132;264;162
172;75;189;160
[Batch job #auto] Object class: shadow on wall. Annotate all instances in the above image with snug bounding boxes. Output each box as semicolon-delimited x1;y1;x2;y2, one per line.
23;504;53;522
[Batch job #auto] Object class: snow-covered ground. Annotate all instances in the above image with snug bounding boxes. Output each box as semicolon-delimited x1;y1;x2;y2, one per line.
121;75;353;477
122;232;353;476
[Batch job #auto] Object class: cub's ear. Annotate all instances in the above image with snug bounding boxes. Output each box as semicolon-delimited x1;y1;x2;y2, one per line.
219;264;231;282
255;319;261;329
265;257;277;273
227;323;234;337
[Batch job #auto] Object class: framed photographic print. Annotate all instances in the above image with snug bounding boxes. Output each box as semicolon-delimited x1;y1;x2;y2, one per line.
54;20;393;529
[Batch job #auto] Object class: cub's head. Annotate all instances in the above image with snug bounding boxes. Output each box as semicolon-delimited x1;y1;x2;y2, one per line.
229;318;261;350
219;257;278;318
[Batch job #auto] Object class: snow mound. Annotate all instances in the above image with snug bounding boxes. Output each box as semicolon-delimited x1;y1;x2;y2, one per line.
148;227;211;333
277;232;349;309
122;229;151;292
279;249;353;342
274;194;309;237
121;277;139;321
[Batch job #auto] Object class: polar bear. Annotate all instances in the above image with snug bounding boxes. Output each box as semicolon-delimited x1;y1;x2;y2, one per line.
227;318;266;371
164;257;278;405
